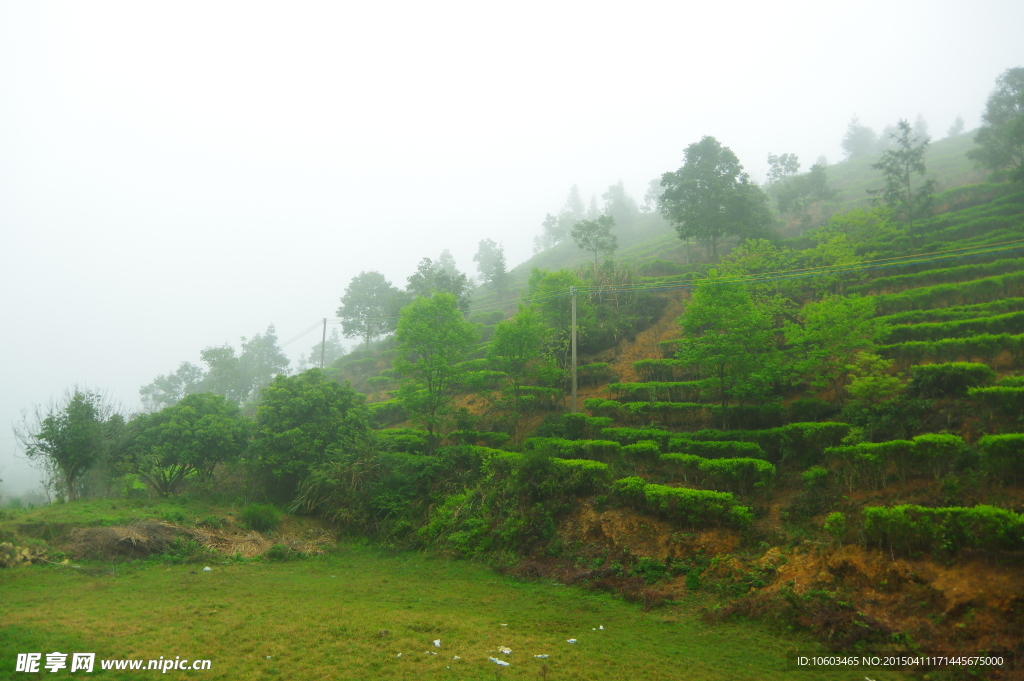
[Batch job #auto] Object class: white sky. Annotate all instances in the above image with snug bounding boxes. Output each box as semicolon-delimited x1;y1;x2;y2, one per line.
2;0;1022;494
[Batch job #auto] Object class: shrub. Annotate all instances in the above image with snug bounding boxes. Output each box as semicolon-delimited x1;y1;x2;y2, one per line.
787;398;839;422
977;434;1024;482
522;438;623;462
196;515;226;530
666;438;766;460
622;441;662;469
376;428;430;454
241;504;281;533
162;509;187;524
883;311;1024;344
968;386;1024;421
660;453;704;484
608;381;711;403
849;257;1024;297
368;399;407;428
825;440;914;491
265;544;294;561
801;466;830;489
577;362;617;387
874;271;1024;315
697;458;775;496
633;358;689;382
910;433;967;479
863;504;1024;555
448;430;511;448
999;375;1024;387
823;512;846;544
600;427;671;449
612;477;752;528
906;362;996;398
878;333;1024;369
877;297;1024;326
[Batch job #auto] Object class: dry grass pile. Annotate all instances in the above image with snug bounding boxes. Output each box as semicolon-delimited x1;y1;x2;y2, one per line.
66;520;331;561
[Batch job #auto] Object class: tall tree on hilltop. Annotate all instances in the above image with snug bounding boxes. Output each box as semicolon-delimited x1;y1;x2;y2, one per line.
660;136;774;260
967;67;1024;181
473;238;508;300
842;115;878;159
571;215;618;263
868;119;936;226
338;271;405;350
407;257;471;313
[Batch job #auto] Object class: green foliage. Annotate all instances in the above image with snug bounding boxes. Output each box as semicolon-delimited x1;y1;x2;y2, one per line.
622;441;662;469
265;544;295;562
447;430;511;449
969;386;1024;424
124;393;249;497
851;257;1024;297
659;453;705;483
874;271;1024;315
337;271;406;349
877;297;1024;326
868;119;937;225
532;412;612;440
394;293;479;451
967;67;1024;180
676;277;780;428
824;435;967;491
571;215;618;262
659;136;774;259
608;381;712;403
632;359;689;382
863;504;1024;555
822;512;846;544
17;389;109;502
878;333;1024;369
886;311;1024;344
251;370;371;501
668;422;850;467
977;434;1024;482
473;238;508;300
376;428;430;454
577;362;617;387
801;466;830;489
911;433;968;480
600;427;671;449
485;306;555;442
241;503;281;533
367;399;407;428
906;362;996;398
666;438;767;460
612;477;752;528
522;437;623;462
697;457;775;496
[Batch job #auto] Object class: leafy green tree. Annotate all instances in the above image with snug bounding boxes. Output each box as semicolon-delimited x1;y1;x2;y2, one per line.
766;152;800;184
124;393;250;496
338;271;405;350
947;115;965;138
139;361;205;412
784;294;886;405
197;345;242;400
473;238;508;300
571;215;618;263
676;277;780;428
487;306;553;442
659;136;774;260
601;180;639;230
16;389;113;501
237;325;290;399
841;115;878;159
773;163;838;217
394;293;479;452
526;268;592;374
251;369;371;501
407;257;471;313
967;67;1024;181
305;327;345;369
868;119;937;225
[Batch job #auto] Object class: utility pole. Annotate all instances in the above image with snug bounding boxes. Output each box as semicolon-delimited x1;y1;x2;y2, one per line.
571;286;577;412
319;318;327;369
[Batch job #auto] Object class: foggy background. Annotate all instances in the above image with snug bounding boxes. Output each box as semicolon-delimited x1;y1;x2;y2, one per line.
2;0;1022;496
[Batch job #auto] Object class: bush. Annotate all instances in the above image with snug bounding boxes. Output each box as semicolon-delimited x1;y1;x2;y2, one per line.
608;381;712;403
823;512;846;544
977;434;1024;482
878;333;1024;369
801;466;830;489
874;271;1024;315
910;433;968;479
376;428;430;454
907;362;996;398
787;398;839;422
999;375;1024;387
883;311;1024;344
863;504;1024;555
697;458;775;496
241;504;281;533
622;441;662;469
368;399;407;428
660;453;704;484
968;386;1024;421
577;362;617;387
612;477;752;528
600;427;671;449
632;358;689;382
877;297;1024;326
196;515;226;530
265;544;294;561
826;440;914;491
667;438;766;460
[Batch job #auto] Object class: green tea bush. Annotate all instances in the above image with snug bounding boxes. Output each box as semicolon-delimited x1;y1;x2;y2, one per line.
697;458;775;496
863;504;1024;555
376;428;430;454
611;477;752;528
522;437;623;461
600;427;671;448
878;333;1024;369
669;422;850;467
787;398;839;423
977;434;1024;482
968;386;1024;421
906;362;996;398
801;466;830;489
877;298;1024;326
883;311;1024;344
241;504;281;533
826;440;914;491
532;413;613;440
265;544;294;561
633;358;689;382
910;433;968;479
849;257;1024;296
608;381;712;403
448;430;512;448
666;438;766;460
660;452;704;483
368;399;407;428
577;362;617;387
999;375;1024;387
622;441;662;468
874;271;1024;315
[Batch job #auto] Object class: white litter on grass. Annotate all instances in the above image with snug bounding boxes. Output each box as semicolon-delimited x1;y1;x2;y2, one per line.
425;651;437;655
567;639;577;644
453;656;461;661
600;625;605;630
499;623;508;627
592;628;596;631
264;656;272;660
489;657;510;667
396;654;402;658
433;639;441;648
498;646;512;655
202;567;212;572
534;654;550;659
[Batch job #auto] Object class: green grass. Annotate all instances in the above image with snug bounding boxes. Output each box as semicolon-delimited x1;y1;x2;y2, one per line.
0;497;232;537
0;545;910;680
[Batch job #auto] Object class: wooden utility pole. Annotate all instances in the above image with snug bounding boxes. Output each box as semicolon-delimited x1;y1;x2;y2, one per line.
571;286;577;412
319;318;327;369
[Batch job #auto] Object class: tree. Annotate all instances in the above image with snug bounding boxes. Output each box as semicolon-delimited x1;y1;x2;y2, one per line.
947;115;965;138
124;393;249;496
338;271;405;350
676;277;780;429
772;162;838;217
394;293;479;451
967;67;1024;181
841;115;878;159
486;306;553;442
473;238;508;300
16;389;115;501
407;257;471;313
139;361;205;412
602;180;639;230
784;294;887;405
868;119;937;225
237;325;290;399
251;370;371;501
571;215;618;263
308;328;346;368
766;152;800;184
660;136;774;260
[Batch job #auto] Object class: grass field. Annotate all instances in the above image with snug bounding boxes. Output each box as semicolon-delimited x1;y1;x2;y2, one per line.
0;544;911;681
